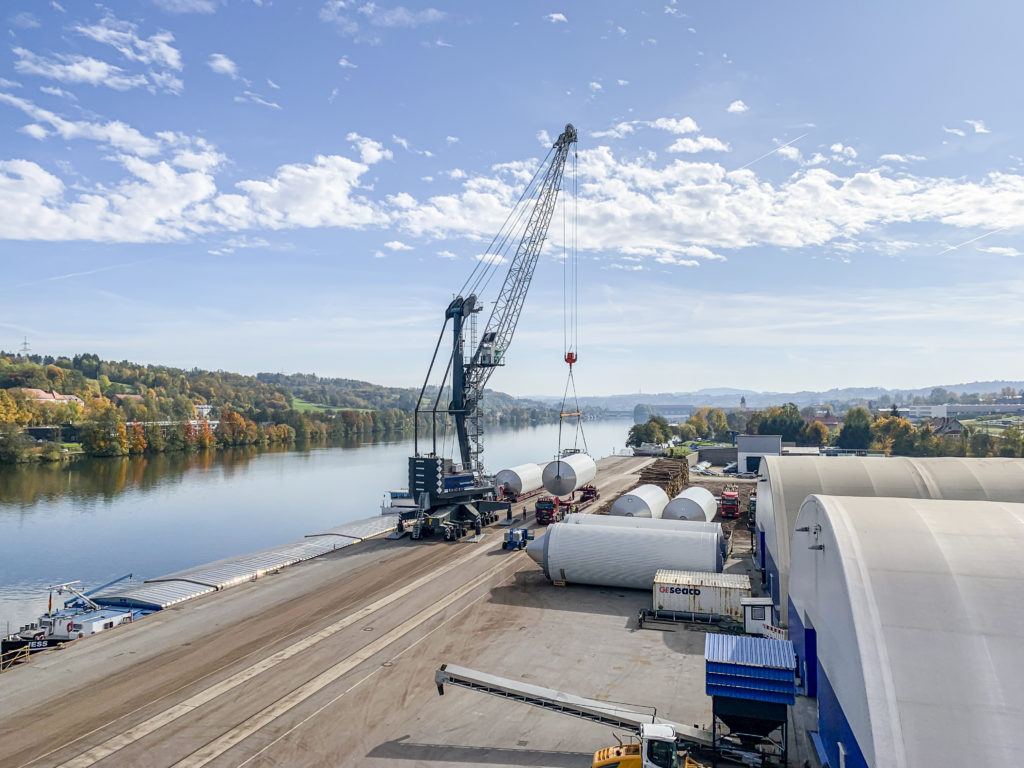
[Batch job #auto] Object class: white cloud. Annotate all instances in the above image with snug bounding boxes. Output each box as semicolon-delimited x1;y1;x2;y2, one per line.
19;124;49;140
266;78;280;89
879;153;925;164
338;56;358;69
943;126;966;137
235;91;280;109
358;3;444;27
546;13;568;23
593;117;698;140
981;246;1022;257
537;129;552;145
346;132;393;163
51;1;66;11
726;100;748;114
445;168;467;179
10;12;41;28
13;48;149;91
322;2;444;39
476;252;507;265
667;136;730;153
208;53;239;79
384;240;412;250
965;119;990;134
776;146;801;162
0;92;160;155
617;26;627;36
373;249;386;258
617;79;629;86
0;78;22;89
830;143;857;164
588;81;602;92
446;135;459;144
436;249;457;259
152;0;217;13
650;117;699;134
39;85;75;100
75;15;182;71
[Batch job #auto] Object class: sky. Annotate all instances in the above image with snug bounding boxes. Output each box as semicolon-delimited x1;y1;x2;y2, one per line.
1;1;1023;397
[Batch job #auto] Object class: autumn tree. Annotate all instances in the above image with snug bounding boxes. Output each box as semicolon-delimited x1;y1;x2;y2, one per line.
127;422;147;455
757;403;804;443
216;409;249;446
836;407;872;449
800;421;831;446
81;410;128;457
708;408;729;439
871;415;916;455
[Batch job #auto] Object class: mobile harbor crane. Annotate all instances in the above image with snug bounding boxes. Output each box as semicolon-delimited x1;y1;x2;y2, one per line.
404;124;578;541
435;663;712;768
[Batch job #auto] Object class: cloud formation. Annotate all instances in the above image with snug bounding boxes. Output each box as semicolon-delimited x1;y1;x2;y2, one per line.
13;48;149;91
545;13;567;23
726;100;748;113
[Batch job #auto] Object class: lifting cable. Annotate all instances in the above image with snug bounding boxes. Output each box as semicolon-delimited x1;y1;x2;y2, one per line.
557;147;588;458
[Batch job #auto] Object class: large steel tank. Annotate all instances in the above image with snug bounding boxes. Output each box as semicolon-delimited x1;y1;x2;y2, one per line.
562;513;728;560
526;523;722;589
495;463;545;496
663;486;717;522
542;453;597;496
609;484;669;518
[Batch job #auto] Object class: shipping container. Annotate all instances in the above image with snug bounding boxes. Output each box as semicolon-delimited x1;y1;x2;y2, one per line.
652;569;751;620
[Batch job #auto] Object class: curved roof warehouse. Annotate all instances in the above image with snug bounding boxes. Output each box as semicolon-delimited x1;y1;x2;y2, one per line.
755;455;1024;625
788;494;1024;768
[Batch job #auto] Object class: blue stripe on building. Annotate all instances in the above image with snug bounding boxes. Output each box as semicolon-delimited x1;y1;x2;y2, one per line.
816;660;869;768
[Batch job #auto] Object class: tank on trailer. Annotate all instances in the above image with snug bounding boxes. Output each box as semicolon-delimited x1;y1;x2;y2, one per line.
495;463;545;496
609;484;669;518
664;486;717;522
526;523;722;589
542;453;597;496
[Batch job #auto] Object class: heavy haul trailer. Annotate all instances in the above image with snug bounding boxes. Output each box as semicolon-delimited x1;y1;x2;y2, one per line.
407;124;578;540
535;484;600;525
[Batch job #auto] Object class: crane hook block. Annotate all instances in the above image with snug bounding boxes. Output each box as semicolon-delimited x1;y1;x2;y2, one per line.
564;352;577;366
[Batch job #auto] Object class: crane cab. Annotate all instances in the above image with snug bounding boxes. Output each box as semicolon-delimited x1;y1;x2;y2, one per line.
591;724;679;768
477;332;502;366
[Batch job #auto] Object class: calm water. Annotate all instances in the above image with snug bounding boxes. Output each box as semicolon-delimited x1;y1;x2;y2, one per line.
0;419;631;634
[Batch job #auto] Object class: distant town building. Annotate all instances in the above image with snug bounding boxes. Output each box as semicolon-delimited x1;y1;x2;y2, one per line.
194;404;213;418
928;417;964;436
14;388;85;407
881;405;948;420
737;434;782;474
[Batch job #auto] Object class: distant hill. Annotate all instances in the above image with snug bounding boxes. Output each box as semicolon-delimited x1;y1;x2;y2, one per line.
529;381;1024;411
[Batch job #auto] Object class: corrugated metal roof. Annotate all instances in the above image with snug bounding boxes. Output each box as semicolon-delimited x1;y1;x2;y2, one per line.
705;634;796;705
94;579;215;610
146;537;352;590
307;514;399;541
655;570;751;589
704;633;796;670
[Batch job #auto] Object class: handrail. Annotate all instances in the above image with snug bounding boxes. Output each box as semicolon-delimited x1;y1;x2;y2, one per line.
0;645;30;672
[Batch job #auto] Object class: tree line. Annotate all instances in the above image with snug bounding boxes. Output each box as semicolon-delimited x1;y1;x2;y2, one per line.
0;351;560;464
628;403;1024;458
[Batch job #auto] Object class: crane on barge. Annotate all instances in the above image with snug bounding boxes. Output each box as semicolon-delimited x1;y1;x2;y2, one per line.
405;123;578;540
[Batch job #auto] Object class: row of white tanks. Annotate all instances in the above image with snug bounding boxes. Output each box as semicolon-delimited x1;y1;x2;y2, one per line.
527;511;725;590
495;454;598;497
608;484;717;522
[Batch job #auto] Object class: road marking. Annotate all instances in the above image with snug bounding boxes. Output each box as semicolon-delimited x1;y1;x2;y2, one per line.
172;557;521;767
55;542;493;768
235;573;502;768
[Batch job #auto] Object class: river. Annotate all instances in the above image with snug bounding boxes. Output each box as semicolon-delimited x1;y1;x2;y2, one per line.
0;418;632;635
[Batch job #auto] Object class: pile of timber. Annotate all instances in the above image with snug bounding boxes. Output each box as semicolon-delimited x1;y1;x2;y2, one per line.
636;457;690;498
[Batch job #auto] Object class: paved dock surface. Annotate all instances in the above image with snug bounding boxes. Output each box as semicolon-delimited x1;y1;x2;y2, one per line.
0;456;735;768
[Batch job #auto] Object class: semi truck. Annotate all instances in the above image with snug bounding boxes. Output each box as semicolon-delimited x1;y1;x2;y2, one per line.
720;490;740;519
535;485;600;525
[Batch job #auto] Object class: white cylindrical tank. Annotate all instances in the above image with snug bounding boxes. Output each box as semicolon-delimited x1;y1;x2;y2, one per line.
609;484;669;518
664;486;717;522
494;463;545;495
562;514;728;560
542;453;597;496
526;523;722;589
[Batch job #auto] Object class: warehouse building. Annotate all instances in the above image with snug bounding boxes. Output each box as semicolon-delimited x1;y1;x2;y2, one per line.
787;494;1024;768
754;455;1024;625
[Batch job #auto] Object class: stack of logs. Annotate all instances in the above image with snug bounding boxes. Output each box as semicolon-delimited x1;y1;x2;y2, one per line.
635;457;690;498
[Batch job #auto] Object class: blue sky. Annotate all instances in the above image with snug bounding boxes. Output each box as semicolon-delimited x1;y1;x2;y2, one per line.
1;0;1023;396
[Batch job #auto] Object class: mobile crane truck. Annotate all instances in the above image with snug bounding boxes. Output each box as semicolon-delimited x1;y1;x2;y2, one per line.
435;663;711;768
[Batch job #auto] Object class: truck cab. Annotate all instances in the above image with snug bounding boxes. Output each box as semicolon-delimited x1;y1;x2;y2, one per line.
720;490;740;519
591;723;678;768
535;495;564;525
